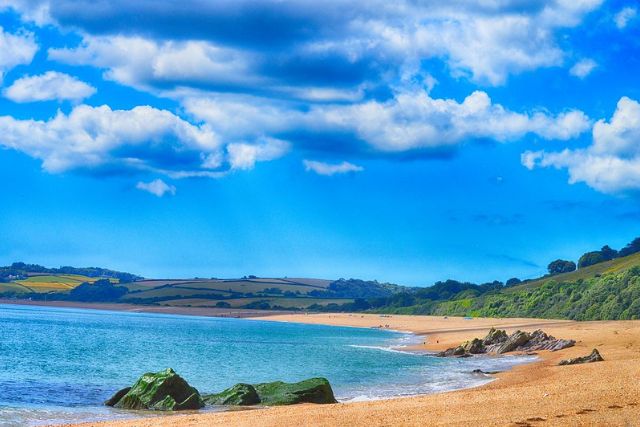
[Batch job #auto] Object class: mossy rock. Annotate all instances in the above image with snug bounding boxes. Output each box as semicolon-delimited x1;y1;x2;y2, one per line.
104;387;130;406
203;383;261;406
106;368;204;411
253;377;337;405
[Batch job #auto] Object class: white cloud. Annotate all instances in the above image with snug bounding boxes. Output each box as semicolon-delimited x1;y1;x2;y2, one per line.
183;89;590;154
43;1;603;90
303;160;363;176
226;138;290;170
312;90;590;152
3;71;96;102
0;26;38;83
522;96;640;193
0;1;51;25
49;36;261;92
614;7;637;29
569;58;597;78
136;179;176;197
0;104;221;174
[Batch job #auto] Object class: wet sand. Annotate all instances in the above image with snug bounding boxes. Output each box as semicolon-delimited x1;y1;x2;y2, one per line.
59;311;640;426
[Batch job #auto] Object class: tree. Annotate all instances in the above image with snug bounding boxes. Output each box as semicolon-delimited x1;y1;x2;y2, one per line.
548;259;577;275
68;279;128;302
600;245;618;261
619;237;640;258
505;277;522;287
578;245;619;269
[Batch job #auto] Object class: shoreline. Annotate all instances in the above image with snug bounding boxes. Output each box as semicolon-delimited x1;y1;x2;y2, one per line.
4;303;637;425
0;299;290;319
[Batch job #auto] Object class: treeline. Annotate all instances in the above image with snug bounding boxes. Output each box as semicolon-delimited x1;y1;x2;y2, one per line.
309;278;408;299
547;236;640;275
308;236;640;320
0;262;142;283
578;237;640;267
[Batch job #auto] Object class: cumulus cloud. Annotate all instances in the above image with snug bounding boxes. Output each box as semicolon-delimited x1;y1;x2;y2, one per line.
313;90;591;151
303;159;363;176
3;71;96;102
39;0;602;93
136;179;176;197
0;103;292;177
184;89;590;155
0;27;38;82
0;104;222;174
49;36;261;93
614;7;637;29
569;58;597;78
522;96;640;193
226;138;290;170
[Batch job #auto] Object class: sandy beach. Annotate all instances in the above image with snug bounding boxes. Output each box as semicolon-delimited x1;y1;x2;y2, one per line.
56;310;640;427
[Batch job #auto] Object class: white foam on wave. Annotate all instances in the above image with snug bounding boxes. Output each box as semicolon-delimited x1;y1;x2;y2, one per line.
347;344;424;355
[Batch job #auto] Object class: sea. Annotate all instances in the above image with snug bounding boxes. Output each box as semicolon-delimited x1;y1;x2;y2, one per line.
0;304;536;426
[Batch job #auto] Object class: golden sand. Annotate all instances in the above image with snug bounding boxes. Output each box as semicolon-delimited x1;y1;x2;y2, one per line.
66;313;640;426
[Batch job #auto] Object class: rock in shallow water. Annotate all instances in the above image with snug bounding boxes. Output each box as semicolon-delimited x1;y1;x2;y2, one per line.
558;349;604;366
105;368;204;411
254;377;337;405
203;383;261;406
204;377;337;406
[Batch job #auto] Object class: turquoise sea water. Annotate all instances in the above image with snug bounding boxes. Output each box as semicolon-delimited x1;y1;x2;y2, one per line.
0;304;535;426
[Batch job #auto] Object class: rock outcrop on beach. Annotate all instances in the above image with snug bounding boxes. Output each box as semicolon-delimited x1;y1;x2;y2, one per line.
203;377;337;406
559;348;604;365
436;328;575;357
105;368;204;411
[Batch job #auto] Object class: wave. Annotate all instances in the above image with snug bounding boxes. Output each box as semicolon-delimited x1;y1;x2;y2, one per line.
347;344;424;355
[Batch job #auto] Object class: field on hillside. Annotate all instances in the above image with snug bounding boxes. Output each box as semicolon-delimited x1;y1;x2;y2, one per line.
120;278;338;309
12;275;118;293
1;274;340;309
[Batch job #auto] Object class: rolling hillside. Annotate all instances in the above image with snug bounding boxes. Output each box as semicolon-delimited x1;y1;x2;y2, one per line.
0;263;404;310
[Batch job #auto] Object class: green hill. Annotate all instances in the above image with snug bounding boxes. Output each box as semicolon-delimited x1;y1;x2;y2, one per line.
359;251;640;320
507;251;640;292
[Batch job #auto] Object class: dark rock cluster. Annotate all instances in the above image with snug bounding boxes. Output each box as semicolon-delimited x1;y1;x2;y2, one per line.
558;348;604;365
436;328;575;357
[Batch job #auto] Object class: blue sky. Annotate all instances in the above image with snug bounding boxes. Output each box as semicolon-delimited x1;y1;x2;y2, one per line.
0;0;639;285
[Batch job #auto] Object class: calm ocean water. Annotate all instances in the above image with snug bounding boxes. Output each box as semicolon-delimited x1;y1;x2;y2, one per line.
0;304;535;426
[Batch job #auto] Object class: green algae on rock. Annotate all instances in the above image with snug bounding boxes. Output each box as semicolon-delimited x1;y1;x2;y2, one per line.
204;377;337;406
105;368;204;411
253;377;337;405
203;383;261;406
